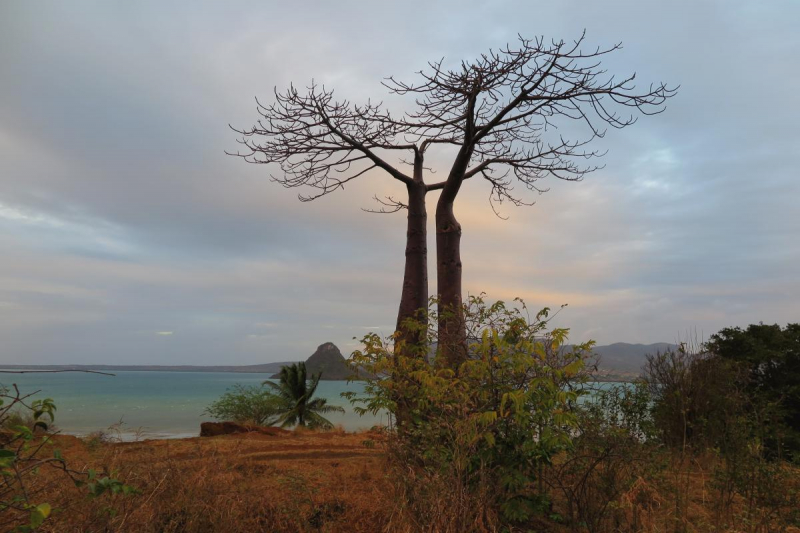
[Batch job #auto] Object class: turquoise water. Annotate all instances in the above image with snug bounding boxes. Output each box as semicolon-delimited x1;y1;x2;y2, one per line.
0;372;386;439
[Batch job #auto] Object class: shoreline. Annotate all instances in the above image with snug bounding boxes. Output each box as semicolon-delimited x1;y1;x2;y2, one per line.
60;429;200;442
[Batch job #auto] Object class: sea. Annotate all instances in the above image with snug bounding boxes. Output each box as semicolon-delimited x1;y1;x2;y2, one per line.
0;371;386;440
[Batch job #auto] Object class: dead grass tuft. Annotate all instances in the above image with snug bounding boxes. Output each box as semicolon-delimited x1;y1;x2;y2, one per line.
27;431;800;532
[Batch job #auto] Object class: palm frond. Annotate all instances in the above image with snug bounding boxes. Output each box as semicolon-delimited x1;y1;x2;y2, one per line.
305;411;335;430
307;397;345;414
306;371;321;399
260;362;346;428
263;380;294;402
314;404;346;415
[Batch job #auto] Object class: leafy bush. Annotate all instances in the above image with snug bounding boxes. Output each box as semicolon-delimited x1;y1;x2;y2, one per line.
204;384;283;426
548;383;663;532
347;295;594;529
206;365;345;430
0;386;56;532
641;335;800;531
707;323;800;460
642;342;748;452
0;384;134;532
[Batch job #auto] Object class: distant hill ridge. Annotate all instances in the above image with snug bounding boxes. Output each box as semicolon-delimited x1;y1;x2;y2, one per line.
0;362;295;374
271;342;352;381
0;341;676;378
583;342;677;373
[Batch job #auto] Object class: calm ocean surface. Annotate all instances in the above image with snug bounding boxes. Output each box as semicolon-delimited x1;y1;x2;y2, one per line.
1;371;385;439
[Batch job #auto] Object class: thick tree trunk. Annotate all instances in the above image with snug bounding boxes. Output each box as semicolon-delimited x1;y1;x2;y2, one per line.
395;180;428;352
435;146;471;369
393;158;428;430
436;199;467;368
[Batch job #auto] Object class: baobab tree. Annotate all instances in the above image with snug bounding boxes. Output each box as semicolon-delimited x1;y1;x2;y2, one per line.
385;33;677;366
230;32;676;369
228;83;435;354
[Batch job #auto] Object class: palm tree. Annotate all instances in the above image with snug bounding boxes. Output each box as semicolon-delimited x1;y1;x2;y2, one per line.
264;362;345;429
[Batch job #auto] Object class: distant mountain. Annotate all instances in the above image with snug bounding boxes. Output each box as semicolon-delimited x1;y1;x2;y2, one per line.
0;362;295;374
589;342;677;373
0;342;673;380
421;340;674;376
271;342;352;381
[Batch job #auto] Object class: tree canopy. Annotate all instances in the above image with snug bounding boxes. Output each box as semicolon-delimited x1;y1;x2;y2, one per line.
231;32;677;368
707;323;800;458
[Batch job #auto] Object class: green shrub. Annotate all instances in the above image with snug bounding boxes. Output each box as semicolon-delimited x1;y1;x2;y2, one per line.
204;384;283;426
548;383;663;532
707;323;800;460
347;295;594;529
206;368;345;430
0;384;134;532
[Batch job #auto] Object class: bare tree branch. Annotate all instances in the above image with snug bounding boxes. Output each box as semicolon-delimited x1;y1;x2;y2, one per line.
229;82;419;201
362;195;409;214
381;32;677;207
231;33;675;208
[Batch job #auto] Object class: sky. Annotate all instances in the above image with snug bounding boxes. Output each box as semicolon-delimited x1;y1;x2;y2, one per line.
1;0;798;365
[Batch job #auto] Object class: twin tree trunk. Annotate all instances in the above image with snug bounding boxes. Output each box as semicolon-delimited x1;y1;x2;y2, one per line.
395;150;470;370
394;179;428;351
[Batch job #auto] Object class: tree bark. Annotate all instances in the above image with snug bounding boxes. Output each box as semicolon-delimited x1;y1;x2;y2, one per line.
436;201;467;368
435;146;472;369
395;178;428;352
393;156;429;429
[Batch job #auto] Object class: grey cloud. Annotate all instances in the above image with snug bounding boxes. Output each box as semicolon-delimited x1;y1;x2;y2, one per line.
0;0;798;364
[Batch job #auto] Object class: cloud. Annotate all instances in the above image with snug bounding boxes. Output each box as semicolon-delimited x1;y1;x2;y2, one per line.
0;0;798;364
156;331;174;336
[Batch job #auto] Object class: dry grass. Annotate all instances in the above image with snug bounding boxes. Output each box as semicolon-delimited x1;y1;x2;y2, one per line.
26;432;800;532
543;452;800;533
34;429;390;532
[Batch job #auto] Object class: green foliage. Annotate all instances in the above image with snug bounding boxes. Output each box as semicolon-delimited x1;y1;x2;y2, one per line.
0;385;136;531
642;332;800;530
205;364;346;430
548;383;663;532
586;382;657;442
204;384;283;426
642;344;748;451
707;323;800;459
265;362;345;429
81;469;139;498
348;295;594;528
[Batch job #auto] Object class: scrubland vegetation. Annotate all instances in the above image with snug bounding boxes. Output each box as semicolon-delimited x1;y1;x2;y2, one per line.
4;428;388;532
205;362;344;429
344;298;800;532
2;300;798;532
